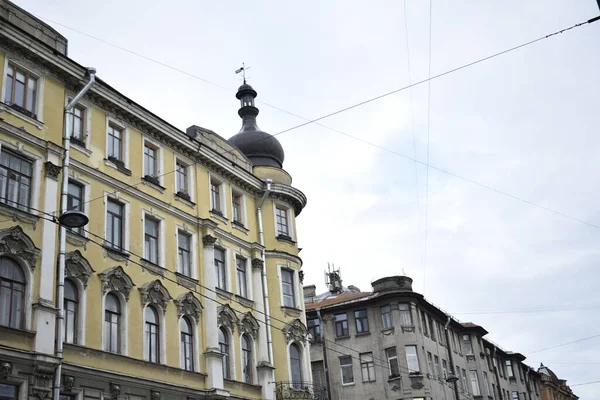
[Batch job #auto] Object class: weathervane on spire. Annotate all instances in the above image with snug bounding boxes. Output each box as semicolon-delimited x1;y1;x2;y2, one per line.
235;62;251;84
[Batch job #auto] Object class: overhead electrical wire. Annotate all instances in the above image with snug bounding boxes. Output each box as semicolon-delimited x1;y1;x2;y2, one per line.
423;0;433;295
526;333;600;355
36;12;600;231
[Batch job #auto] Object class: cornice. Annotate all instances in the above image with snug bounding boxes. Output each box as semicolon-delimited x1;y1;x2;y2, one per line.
265;249;303;266
0;120;64;156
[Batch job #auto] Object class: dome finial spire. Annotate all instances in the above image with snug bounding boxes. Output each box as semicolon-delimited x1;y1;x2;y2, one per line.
235;62;250;84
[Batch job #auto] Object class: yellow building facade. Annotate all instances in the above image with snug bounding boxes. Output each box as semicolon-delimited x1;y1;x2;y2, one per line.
0;2;311;400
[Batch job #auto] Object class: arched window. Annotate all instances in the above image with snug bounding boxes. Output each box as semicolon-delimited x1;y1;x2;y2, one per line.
64;279;78;343
290;343;302;388
104;293;121;353
241;334;252;384
219;328;230;379
145;306;160;363
180;317;194;371
0;257;25;329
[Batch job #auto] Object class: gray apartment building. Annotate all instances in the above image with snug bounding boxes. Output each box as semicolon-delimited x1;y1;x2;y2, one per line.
304;274;560;400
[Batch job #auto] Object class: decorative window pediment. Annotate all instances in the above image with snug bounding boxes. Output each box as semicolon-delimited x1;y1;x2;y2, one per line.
283;318;308;343
238;312;259;339
140;280;172;311
0;225;40;270
175;292;203;321
65;250;94;287
99;266;134;299
217;304;239;331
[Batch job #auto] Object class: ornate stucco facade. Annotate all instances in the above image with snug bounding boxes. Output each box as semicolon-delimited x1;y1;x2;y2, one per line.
0;1;311;400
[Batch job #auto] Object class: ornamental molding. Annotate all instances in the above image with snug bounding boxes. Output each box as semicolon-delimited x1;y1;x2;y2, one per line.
65;250;94;287
251;258;264;270
139;280;172;311
98;266;134;300
32;362;54;399
0;225;41;271
175;292;203;321
63;375;75;392
0;361;12;379
217;304;239;331
202;234;217;248
44;161;61;180
238;312;260;339
109;383;121;400
283;319;308;344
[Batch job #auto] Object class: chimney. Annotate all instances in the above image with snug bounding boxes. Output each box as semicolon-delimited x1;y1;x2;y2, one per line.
303;285;316;298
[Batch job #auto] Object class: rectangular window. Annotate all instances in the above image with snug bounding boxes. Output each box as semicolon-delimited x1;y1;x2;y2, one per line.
483;372;491;396
144;143;158;177
405;346;420;373
232;192;243;224
340;356;354;385
442;359;448;379
69;104;85;141
275;206;289;236
428;316;436;341
67;181;84;235
381;305;392;329
0;383;18;400
398;303;412;326
434;355;440;377
462;369;468;392
492;384;496;398
360;352;375;382
335;313;349;337
106;199;124;250
214;248;226;290
463;334;473;354
512;392;519;400
175;162;188;193
421;311;428;336
427;352;433;374
178;232;191;276
144;216;159;264
281;269;295;308
437;322;445;346
307;317;321;341
0;149;32;211
210;180;221;212
354;309;369;333
457;332;463;353
506;360;515;378
456;365;461;387
451;330;457;351
5;64;37;113
236;257;247;298
107;124;123;161
386;348;400;378
470;370;481;396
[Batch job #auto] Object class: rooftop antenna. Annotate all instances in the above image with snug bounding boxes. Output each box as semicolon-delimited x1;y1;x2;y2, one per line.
235;62;251;84
325;263;343;293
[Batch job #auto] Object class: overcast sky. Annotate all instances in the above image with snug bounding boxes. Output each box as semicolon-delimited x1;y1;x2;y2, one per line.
17;0;600;397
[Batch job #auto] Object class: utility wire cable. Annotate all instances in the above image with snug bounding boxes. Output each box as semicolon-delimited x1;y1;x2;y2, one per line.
39;13;600;230
570;379;600;387
526;333;600;355
423;0;433;295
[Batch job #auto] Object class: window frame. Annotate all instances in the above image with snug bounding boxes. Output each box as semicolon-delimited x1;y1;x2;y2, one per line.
0;147;33;212
231;189;246;226
236;256;248;298
180;316;194;371
385;347;400;378
307;317;321;341
177;230;192;277
360;352;376;382
143;214;161;265
219;327;231;379
506;359;515;378
105;198;125;251
214;247;227;291
3;62;40;116
380;304;393;329
274;203;294;240
289;342;303;387
334;313;349;338
66;180;85;236
107;123;124;162
354;309;370;334
63;279;78;344
144;305;160;364
339;355;355;385
0;257;27;330
463;334;474;355
421;311;428;336
428;315;436;341
469;370;481;396
103;292;123;354
281;268;296;308
143;141;159;178
406;345;420;374
209;176;225;215
398;303;412;326
241;334;253;384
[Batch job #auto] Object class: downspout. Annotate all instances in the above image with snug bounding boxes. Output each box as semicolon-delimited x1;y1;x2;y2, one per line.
257;178;273;363
53;68;96;400
316;309;331;400
492;346;503;400
444;316;460;400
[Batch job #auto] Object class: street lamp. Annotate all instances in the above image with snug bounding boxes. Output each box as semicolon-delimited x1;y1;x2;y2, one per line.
446;374;459;384
58;209;89;228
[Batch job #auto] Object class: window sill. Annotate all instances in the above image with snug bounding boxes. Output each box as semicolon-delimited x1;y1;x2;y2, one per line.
66;230;89;248
355;331;371;337
103;245;130;261
141;258;166;276
174;194;195;208
141;176;165;192
70;141;91;157
401;325;416;333
281;306;302;318
232;220;249;234
0;324;36;337
0;202;40;228
276;234;296;244
387;375;402;382
216;287;234;300
235;294;254;308
210;209;228;224
341;382;355;387
381;327;395;335
0;102;43;129
104;158;132;176
223;378;262;390
408;372;424;378
175;272;198;289
335;335;350;341
362;380;377;384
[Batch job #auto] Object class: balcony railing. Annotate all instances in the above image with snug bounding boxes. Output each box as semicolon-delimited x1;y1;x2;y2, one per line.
275;382;327;400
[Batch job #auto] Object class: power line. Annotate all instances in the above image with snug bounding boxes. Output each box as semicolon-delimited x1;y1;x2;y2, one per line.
39;13;600;231
527;333;600;355
423;0;433;295
570;379;600;387
453;303;600;315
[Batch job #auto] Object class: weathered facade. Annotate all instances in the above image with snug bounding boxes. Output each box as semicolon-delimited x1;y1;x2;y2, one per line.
538;364;578;400
0;1;313;399
305;274;573;400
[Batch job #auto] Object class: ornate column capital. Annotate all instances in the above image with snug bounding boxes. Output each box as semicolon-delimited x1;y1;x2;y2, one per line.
44;161;61;180
202;234;217;248
251;258;264;270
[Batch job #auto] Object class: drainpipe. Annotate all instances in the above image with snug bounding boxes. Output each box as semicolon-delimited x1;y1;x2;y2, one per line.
492;346;503;400
257;179;273;363
444;316;460;400
53;68;96;400
316;309;331;400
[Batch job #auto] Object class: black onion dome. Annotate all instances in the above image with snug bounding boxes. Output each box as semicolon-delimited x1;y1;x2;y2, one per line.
227;83;285;168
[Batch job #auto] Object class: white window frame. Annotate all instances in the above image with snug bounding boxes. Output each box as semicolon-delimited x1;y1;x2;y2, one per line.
65;94;92;151
66;177;90;238
103;192;130;252
273;201;294;239
209;174;226;217
277;264;299;309
105;117;129;168
286;341;309;383
214;246;229;292
239;332;257;384
1;57;45;123
470;370;481;396
174;156;194;202
339;355;355;385
142;211;165;267
0;142;42;214
179;315;200;372
405;345;420;373
101;290;128;356
142;304;166;364
230;187;247;226
385;347;400;378
235;255;250;299
176;226;196;279
219;325;236;380
65;277;87;346
142;137;163;185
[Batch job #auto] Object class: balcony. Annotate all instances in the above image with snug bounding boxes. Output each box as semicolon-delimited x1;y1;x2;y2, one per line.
275;382;327;400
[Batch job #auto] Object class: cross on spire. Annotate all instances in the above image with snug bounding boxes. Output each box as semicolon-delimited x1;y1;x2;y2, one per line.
235;62;251;84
